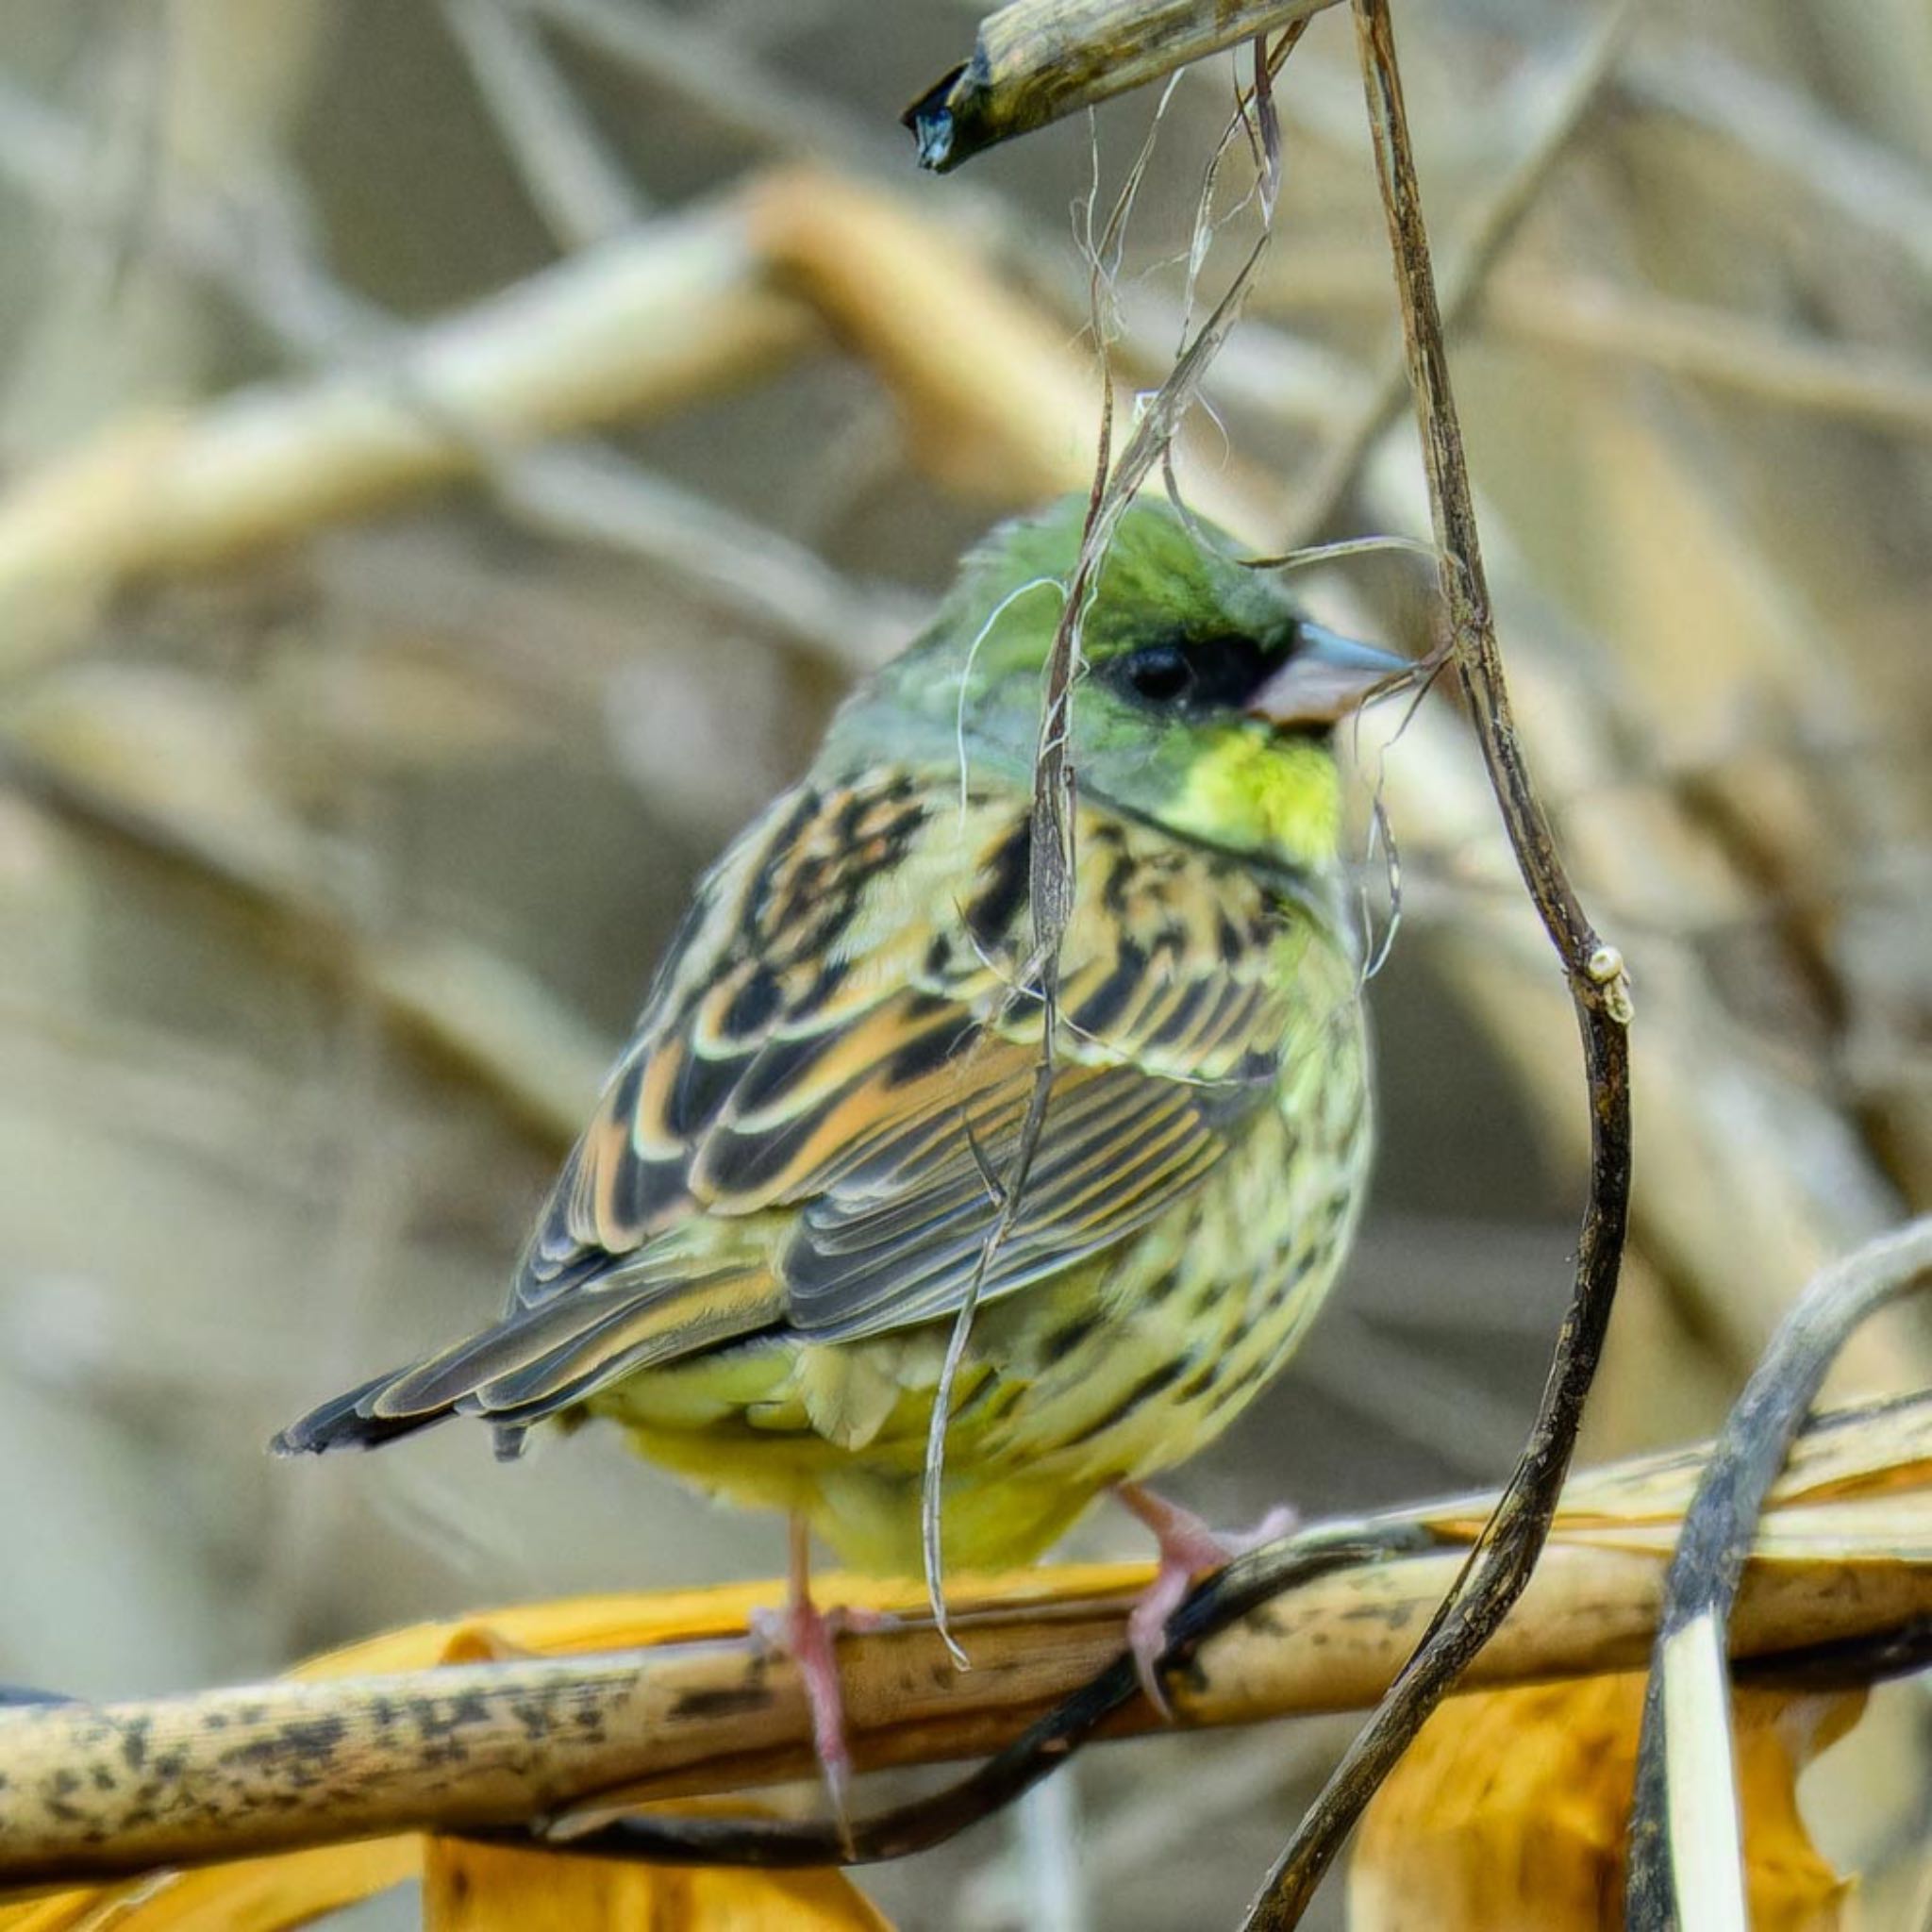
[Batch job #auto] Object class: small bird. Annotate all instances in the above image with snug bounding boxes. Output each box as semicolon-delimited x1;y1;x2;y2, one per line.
275;493;1398;1802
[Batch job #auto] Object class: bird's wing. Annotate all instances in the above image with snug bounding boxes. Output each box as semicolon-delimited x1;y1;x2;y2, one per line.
329;767;1306;1434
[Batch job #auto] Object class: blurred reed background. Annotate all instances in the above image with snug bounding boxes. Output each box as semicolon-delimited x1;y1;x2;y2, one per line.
0;1;1924;1925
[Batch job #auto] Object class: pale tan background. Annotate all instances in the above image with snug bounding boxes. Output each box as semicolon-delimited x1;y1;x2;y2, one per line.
0;1;1925;1924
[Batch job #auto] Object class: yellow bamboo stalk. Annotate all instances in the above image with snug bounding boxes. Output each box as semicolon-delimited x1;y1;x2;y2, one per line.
0;1395;1924;1891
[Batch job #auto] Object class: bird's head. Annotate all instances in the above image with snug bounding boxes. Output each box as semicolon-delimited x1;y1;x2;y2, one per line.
827;494;1406;874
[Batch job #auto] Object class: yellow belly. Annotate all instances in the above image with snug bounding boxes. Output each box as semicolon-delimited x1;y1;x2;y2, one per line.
584;1031;1371;1574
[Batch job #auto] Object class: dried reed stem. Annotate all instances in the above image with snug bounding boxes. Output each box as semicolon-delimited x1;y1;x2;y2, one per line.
2;1395;1924;1890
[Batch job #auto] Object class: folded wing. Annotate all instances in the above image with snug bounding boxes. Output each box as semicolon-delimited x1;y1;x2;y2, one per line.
274;769;1299;1454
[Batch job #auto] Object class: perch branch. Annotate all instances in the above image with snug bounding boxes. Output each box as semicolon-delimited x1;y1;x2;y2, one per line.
1;1394;1924;1891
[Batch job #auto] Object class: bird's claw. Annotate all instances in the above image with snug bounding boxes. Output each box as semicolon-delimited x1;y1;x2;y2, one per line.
1116;1485;1297;1717
751;1590;856;1840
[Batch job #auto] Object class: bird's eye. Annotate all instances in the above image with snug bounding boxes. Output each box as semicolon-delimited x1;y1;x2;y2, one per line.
1111;634;1273;712
1118;642;1196;706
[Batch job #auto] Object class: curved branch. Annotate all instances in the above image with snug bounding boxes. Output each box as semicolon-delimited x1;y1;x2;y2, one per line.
1241;1;1636;1921
1626;1216;1932;1929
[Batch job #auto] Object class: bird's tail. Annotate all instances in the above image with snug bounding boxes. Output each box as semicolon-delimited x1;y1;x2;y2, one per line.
268;1371;453;1456
269;1266;785;1459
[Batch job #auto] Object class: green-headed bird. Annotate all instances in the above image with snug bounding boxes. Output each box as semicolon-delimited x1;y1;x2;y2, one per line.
275;493;1402;1801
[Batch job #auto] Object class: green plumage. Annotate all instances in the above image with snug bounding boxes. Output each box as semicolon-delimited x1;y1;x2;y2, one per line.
275;495;1390;1576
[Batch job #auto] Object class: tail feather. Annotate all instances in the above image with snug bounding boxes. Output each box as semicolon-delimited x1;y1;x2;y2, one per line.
270;1268;785;1458
467;1271;784;1414
269;1371;452;1456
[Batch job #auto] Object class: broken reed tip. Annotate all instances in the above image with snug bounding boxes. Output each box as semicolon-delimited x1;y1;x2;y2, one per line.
902;64;970;173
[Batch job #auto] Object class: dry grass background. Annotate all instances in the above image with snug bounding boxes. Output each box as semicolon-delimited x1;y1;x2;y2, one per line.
0;0;1924;1925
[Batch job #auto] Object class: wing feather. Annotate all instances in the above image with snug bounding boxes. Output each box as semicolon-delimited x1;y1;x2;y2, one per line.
525;769;1302;1341
280;764;1312;1447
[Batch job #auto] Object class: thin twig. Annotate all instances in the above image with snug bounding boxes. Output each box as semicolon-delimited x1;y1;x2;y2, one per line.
0;192;815;649
1281;0;1642;545
1012;1773;1090;1932
1257;257;1932;439
0;81;921;676
439;0;647;247
917;99;1152;1657
494;446;917;671
1625;1216;1932;1931
922;59;1291;1652
1241;1;1636;1921
535;0;908;179
1622;41;1932;284
0;741;612;1141
1476;274;1932;440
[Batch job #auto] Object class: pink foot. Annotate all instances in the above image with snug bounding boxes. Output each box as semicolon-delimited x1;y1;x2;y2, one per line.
1115;1484;1297;1716
747;1522;899;1840
750;1589;853;1830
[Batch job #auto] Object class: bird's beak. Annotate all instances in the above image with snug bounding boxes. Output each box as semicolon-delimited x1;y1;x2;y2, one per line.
1245;624;1408;730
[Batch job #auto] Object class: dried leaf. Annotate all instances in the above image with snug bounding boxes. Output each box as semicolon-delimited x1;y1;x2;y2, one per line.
1347;1674;1860;1930
422;1833;891;1930
1424;1392;1932;1541
290;1561;1148;1680
0;1837;418;1932
0;1817;895;1932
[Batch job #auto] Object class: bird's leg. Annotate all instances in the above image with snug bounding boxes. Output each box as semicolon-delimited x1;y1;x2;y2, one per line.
747;1516;873;1835
1114;1482;1298;1716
